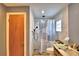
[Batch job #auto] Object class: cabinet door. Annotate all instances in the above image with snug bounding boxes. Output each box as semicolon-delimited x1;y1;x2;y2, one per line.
54;47;62;56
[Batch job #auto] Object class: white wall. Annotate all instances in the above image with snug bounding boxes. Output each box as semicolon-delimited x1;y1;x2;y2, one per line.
68;4;79;45
0;4;6;56
53;5;69;43
29;7;34;56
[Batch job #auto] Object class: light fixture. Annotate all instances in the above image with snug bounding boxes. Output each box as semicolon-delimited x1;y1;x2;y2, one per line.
41;10;45;14
42;15;45;18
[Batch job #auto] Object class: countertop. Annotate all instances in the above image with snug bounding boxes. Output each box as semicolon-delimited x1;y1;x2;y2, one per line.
53;44;79;56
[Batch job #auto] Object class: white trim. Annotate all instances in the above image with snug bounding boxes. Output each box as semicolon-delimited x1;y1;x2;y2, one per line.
6;12;26;56
6;13;9;56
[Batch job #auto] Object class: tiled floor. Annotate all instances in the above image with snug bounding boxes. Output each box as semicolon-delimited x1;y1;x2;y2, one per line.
32;52;54;56
32;52;49;56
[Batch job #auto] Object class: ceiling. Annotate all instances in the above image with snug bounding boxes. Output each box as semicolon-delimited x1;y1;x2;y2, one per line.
4;3;68;19
30;3;68;19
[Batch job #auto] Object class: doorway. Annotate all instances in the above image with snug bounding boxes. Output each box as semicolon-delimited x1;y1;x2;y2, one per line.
6;12;26;56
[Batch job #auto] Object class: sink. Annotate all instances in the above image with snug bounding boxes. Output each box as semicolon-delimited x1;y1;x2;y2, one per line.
56;44;67;50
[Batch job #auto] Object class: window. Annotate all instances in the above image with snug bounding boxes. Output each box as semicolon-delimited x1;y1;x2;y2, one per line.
56;20;62;32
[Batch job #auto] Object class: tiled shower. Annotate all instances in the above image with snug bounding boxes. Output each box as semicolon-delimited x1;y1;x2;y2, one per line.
32;19;57;54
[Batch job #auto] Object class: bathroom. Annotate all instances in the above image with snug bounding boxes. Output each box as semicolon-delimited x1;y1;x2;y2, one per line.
30;3;79;56
30;3;69;55
0;3;79;56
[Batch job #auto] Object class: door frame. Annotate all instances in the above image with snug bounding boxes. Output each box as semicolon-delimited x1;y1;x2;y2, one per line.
6;12;26;56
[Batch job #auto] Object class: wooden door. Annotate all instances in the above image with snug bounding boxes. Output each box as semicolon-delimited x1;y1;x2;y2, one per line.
9;14;25;56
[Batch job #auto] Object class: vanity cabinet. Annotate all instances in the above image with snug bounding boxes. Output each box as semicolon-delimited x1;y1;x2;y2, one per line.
54;46;62;56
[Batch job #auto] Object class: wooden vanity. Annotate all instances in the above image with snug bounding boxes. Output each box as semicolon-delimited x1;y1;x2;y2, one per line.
54;44;68;56
46;39;79;56
53;44;79;56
